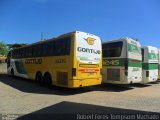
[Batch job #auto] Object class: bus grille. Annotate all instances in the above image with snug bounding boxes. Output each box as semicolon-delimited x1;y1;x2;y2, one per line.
107;69;120;81
57;72;68;85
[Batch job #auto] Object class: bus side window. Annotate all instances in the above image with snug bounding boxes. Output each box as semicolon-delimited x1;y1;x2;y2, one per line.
41;37;71;56
61;39;66;55
15;49;17;58
43;42;47;56
26;47;29;57
47;41;53;56
21;48;24;58
12;50;14;58
37;44;42;56
32;45;36;57
19;49;21;58
29;46;33;57
23;48;26;58
65;38;71;55
41;41;53;56
54;40;61;55
59;37;71;55
14;50;16;58
20;48;22;58
17;49;19;58
52;41;55;55
102;44;106;57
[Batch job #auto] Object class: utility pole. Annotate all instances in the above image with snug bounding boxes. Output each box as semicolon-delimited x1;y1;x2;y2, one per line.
41;32;44;41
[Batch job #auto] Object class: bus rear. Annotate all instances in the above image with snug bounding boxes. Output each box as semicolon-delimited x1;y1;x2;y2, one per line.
158;49;160;80
102;38;142;84
70;31;102;87
141;46;158;83
127;39;142;84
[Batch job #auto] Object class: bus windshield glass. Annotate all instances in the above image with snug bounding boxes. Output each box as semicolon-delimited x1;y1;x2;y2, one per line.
102;41;123;58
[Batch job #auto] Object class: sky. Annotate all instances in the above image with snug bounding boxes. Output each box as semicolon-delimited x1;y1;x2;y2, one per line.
0;0;160;48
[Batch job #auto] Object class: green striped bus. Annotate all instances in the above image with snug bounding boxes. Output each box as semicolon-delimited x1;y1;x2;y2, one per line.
102;37;142;84
141;46;158;83
158;49;160;80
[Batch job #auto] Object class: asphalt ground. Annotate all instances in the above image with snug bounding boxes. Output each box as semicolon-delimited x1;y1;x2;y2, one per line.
0;63;160;120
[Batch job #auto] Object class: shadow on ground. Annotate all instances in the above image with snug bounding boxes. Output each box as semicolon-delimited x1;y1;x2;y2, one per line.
0;74;93;95
132;80;160;88
148;81;160;84
17;101;159;120
90;83;134;92
131;83;151;88
0;74;134;95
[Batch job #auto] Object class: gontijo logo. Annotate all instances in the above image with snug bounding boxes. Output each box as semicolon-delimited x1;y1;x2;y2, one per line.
84;37;96;45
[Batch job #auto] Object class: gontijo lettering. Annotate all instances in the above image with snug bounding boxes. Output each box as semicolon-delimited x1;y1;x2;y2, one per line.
25;58;42;64
77;47;100;54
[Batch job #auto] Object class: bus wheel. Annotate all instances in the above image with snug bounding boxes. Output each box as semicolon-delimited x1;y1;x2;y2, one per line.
36;72;44;86
44;73;52;88
11;69;14;77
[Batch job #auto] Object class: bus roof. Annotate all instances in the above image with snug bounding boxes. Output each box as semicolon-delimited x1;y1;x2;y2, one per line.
11;31;100;51
141;46;158;50
102;37;141;45
57;31;100;38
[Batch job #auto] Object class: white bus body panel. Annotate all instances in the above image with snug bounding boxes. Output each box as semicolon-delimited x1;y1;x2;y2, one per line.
102;37;142;84
142;46;158;83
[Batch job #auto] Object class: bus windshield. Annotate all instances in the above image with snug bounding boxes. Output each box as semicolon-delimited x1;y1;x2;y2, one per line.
102;41;123;58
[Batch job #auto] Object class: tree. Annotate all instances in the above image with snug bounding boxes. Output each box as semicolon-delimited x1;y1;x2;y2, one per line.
0;41;8;56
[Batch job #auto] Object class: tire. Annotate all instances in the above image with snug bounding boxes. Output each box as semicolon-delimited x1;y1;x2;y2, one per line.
44;73;52;88
11;69;14;77
36;72;44;86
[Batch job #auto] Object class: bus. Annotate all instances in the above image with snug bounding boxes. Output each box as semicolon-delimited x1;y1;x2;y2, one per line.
141;46;158;83
158;49;160;79
102;37;142;84
7;31;102;88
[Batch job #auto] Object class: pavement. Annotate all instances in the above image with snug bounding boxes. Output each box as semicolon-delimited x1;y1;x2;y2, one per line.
0;63;160;120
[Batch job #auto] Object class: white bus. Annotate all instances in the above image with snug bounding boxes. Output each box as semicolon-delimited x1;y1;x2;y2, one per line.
102;37;142;84
141;46;158;83
158;49;160;80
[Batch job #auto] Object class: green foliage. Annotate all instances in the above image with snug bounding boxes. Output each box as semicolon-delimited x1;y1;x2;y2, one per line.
0;42;28;56
0;41;8;56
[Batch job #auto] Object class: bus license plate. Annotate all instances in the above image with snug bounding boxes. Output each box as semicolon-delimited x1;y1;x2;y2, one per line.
90;73;94;75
